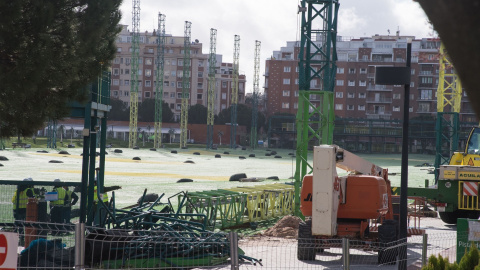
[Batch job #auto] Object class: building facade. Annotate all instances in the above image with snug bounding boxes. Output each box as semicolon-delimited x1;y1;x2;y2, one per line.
111;25;246;121
264;35;477;122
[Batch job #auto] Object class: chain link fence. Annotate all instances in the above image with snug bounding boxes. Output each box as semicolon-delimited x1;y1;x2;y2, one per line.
0;220;460;269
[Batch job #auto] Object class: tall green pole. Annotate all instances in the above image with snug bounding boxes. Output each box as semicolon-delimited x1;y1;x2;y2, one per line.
206;29;217;149
154;13;166;148
250;40;261;149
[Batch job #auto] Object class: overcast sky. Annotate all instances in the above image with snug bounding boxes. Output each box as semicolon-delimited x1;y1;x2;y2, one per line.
119;0;432;93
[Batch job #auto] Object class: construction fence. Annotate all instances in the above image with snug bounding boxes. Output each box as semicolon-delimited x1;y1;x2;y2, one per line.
0;220;461;269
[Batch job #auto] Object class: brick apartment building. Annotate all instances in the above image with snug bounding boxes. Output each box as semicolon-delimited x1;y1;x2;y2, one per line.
264;34;478;123
111;25;246;121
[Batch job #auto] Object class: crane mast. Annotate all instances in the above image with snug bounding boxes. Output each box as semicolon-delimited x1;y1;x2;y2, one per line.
230;35;240;149
179;21;192;149
128;0;140;148
294;0;339;216
206;28;217;149
250;40;261;149
434;43;463;179
154;13;166;148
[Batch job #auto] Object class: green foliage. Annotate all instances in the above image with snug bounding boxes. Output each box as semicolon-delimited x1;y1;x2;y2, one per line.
108;98;129;121
188;104;208;124
0;0;122;139
423;243;480;270
216;104;266;133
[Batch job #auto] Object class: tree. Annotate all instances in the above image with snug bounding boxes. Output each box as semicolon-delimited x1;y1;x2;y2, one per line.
0;0;122;139
108;98;129;121
138;98;174;123
216;104;266;133
188;104;208;124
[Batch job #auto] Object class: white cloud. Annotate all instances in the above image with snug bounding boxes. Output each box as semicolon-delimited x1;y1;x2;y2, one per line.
338;7;367;37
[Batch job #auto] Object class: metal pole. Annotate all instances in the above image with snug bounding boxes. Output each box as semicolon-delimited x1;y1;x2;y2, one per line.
229;231;239;270
342;238;350;270
422;234;428;266
399;40;412;270
75;223;85;270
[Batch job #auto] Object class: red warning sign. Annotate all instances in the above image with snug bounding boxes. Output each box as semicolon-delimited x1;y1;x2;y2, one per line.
0;232;18;270
463;182;479;196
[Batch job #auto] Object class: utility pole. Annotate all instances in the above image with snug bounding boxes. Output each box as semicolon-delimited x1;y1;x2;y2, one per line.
179;21;192;149
154;13;166;148
250;40;261;149
206;29;217;149
230;35;240;149
128;0;140;148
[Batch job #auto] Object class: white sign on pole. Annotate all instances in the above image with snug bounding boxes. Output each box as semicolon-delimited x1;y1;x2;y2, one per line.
0;232;18;270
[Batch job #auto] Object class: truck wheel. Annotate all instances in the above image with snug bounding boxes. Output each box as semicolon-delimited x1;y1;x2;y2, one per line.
439;211;459;224
297;219;316;261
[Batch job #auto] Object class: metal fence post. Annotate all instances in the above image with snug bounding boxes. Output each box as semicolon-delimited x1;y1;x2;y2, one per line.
422;233;428;266
342;238;350;270
229;231;239;270
75;223;85;270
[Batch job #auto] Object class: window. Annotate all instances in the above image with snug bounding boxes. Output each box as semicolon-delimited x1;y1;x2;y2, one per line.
197;83;203;89
393;93;401;99
177;82;182;88
198;60;204;67
282;102;290;109
178;59;183;66
164;81;169;87
198;72;203;78
197;94;203;99
393;106;400;112
145;58;152;65
358;105;365;111
294;103;298;109
347;105;354;110
171;71;176;77
359;81;366;86
410;82;414;87
295;79;299;85
420;90;432;100
428;54;434;60
335;104;343;110
337;68;344;74
409;107;413;112
221;104;226;109
360;68;367;74
294;91;299;97
124;80;130;86
170;92;175;98
171;59;176;65
125;69;130;75
411;69;415;75
145;80;151;87
348;80;355;86
283;79;290;84
145;91;151;98
336;80;344;86
335;92;343;98
112;79;119;85
222;93;226;100
222;81;227;88
117;47;122;52
283;90;290;97
176;104;181;110
114;58;120;64
145;69;152;77
410;94;414;100
348;68;355;74
124;91;129;97
177;93;182;98
113;91;118;96
347;92;355;98
358;93;366;98
284;66;291;72
138;69;142;75
421;77;433;84
296;66;299;72
164;92;169;97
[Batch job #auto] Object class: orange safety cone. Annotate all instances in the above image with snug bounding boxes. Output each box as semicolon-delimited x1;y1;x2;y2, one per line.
24;198;38;247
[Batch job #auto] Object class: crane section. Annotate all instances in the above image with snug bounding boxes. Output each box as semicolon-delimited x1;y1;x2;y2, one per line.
179;21;192;148
128;0;140;148
230;35;240;149
250;40;261;149
294;0;339;216
206;28;217;149
154;13;166;148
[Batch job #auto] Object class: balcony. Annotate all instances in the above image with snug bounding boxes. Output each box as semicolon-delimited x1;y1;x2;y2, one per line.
419;71;433;75
366;85;393;91
366;110;392;116
367;73;375;78
366;97;392;103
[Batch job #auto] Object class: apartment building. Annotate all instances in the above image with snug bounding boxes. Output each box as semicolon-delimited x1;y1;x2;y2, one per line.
111;25;246;121
264;35;477;122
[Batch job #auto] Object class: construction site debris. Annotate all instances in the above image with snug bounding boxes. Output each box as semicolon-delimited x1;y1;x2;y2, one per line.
263;216;302;239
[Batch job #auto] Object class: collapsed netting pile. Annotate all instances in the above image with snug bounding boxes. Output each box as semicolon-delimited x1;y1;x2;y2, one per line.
263;216;302;238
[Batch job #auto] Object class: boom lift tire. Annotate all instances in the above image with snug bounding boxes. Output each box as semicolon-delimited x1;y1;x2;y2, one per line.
439;210;480;225
297;219;316;261
378;219;399;265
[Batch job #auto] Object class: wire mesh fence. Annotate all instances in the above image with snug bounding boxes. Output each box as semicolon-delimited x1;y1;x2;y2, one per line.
0;219;461;269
